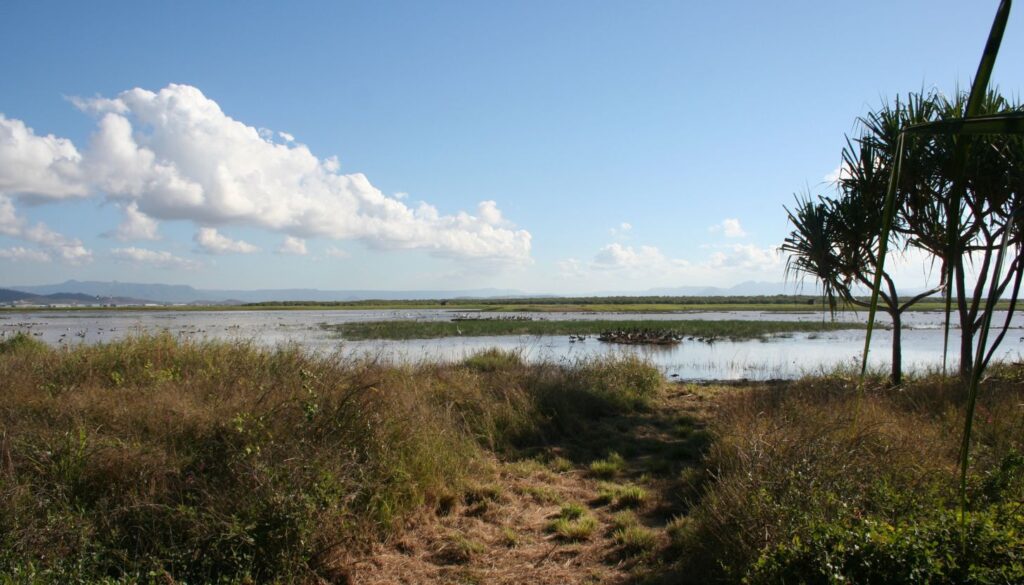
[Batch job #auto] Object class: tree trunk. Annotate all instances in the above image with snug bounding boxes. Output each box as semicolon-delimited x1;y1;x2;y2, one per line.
960;321;974;380
890;310;902;386
956;262;974;379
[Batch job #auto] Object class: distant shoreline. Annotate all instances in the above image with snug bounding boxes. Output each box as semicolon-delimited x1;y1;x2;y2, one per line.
0;297;997;313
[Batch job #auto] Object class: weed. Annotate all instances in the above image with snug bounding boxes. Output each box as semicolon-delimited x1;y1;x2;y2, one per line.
520;485;560;504
0;332;47;354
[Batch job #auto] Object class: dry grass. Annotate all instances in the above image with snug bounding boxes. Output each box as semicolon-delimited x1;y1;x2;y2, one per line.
669;371;1024;583
0;335;663;583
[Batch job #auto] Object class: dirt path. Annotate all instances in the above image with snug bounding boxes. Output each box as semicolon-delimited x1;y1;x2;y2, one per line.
346;383;723;585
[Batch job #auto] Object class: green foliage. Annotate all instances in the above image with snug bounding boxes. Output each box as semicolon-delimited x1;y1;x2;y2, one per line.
575;355;661;412
559;502;587;520
610;510;639;532
747;508;1024;585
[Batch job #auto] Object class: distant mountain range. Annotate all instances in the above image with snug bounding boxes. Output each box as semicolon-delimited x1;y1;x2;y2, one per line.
5;279;815;305
0;288;150;306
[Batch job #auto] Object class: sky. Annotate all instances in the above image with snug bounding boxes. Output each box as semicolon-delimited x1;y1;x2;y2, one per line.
0;0;1021;294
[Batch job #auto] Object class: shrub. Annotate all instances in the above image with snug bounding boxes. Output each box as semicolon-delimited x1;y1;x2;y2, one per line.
747;508;1024;585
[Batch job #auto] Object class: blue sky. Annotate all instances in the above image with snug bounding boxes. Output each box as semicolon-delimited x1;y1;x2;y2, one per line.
0;0;1021;293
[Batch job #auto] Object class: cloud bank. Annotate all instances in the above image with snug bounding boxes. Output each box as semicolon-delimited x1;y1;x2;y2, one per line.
0;84;532;266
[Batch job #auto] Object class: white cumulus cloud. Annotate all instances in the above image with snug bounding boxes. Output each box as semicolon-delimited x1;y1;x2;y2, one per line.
709;243;783;271
109;201;160;241
0;114;87;200
593;243;668;270
278;236;307;255
0;84;533;266
71;84;531;262
111;247;200;270
709;218;747;238
194;227;259;254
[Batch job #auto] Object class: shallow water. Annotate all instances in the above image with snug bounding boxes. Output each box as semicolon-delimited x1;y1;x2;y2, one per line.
3;309;1023;380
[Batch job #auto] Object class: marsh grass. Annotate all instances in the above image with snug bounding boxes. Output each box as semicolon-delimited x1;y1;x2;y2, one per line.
324;319;864;340
0;334;662;583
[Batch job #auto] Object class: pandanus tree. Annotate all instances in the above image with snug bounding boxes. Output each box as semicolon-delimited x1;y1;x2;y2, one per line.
786;87;1023;387
782;151;943;385
847;0;1024;534
858;90;1024;377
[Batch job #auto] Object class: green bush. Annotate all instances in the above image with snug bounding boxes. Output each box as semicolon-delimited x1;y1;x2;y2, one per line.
747;507;1024;585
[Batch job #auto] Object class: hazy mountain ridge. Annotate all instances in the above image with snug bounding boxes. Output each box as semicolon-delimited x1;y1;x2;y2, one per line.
0;288;149;305
7;280;816;304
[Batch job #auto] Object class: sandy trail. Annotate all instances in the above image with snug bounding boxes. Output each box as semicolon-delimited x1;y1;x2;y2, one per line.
342;383;723;585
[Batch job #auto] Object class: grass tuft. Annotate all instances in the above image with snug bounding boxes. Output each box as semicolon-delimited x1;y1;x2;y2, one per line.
614;485;649;509
613;525;658;555
589;452;627;479
547;514;598;542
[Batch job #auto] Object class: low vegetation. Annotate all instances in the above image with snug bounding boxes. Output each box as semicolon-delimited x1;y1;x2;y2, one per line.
668;370;1024;583
323;318;864;340
5;332;1023;583
0;335;661;583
